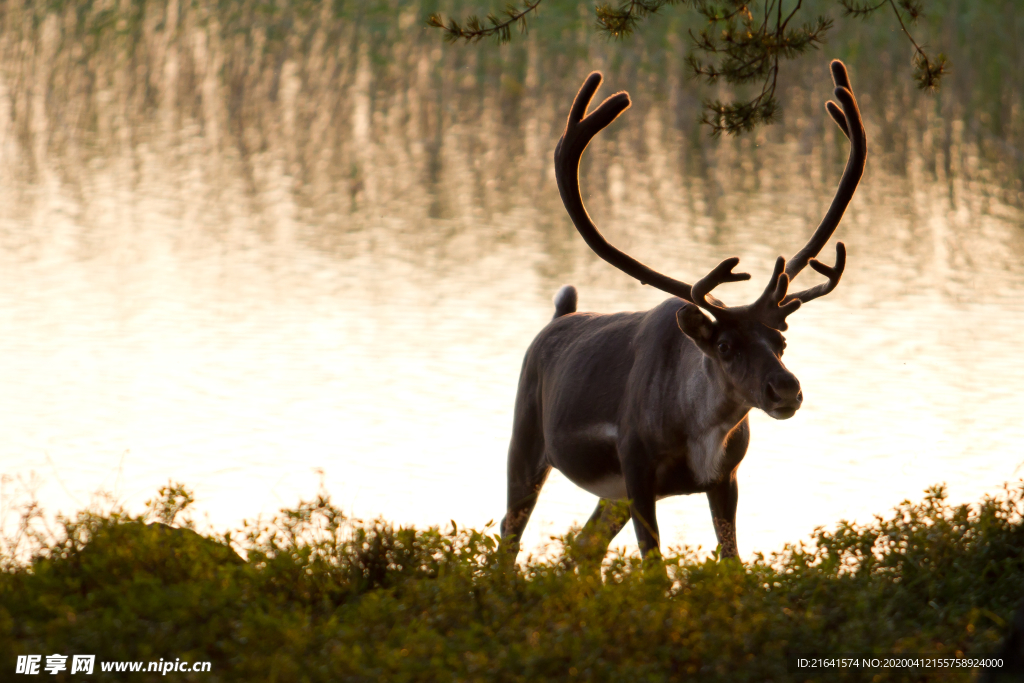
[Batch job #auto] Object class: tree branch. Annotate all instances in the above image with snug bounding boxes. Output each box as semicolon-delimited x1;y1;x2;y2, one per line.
688;1;832;135
426;0;947;134
840;0;947;89
594;1;687;39
427;1;543;44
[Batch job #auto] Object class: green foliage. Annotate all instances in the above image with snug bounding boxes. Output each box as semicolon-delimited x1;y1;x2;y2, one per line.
428;0;948;135
1;482;1023;680
840;0;948;89
145;481;196;527
427;1;543;43
686;1;834;135
593;1;688;38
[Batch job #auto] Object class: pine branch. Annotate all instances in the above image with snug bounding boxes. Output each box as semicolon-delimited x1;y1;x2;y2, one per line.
838;0;887;17
426;0;947;134
686;1;833;136
427;1;543;44
594;1;688;39
839;0;947;89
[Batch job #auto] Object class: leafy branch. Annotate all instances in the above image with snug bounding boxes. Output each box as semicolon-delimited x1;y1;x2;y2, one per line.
840;0;947;89
427;1;544;44
593;1;688;38
686;1;833;136
427;1;947;135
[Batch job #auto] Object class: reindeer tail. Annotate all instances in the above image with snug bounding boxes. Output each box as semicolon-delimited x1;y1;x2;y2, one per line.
552;285;578;319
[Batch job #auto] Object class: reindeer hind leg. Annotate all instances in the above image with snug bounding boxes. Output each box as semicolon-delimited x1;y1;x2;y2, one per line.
575;498;631;564
500;396;549;553
500;462;549;551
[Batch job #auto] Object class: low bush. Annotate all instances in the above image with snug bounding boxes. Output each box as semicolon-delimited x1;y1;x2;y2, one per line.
2;482;1023;681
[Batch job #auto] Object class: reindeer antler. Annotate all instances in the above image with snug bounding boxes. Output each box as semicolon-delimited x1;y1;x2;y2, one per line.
690;257;751;318
749;257;802;331
783;60;866;304
554;60;866;330
783;243;846;305
554;73;696;301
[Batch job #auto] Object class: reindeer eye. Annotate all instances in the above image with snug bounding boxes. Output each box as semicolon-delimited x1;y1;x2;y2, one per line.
717;341;731;356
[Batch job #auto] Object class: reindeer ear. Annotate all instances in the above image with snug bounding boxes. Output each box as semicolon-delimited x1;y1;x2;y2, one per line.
676;303;715;350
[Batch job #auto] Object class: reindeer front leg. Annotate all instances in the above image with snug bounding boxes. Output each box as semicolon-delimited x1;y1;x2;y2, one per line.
707;472;739;559
707;420;749;559
621;436;661;557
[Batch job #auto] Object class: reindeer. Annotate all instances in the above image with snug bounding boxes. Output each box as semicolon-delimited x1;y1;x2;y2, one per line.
500;60;866;560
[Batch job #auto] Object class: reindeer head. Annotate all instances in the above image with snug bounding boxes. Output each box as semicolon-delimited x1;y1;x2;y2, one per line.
553;61;866;420
674;253;841;419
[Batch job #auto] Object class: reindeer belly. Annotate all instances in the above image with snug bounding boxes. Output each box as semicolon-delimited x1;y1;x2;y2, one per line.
576;473;629;499
547;422;626;499
547;420;734;499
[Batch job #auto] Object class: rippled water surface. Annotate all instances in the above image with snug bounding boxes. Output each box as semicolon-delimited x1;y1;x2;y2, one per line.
1;1;1022;557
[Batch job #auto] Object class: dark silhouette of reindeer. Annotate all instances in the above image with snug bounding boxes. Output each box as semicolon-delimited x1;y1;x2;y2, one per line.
500;60;866;560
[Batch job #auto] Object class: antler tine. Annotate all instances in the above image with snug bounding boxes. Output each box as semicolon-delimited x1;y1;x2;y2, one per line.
824;60;852;140
690;257;751;319
830;58;852;91
784;59;866;286
554;73;696;302
784;242;846;305
825;101;849;140
746;256;801;331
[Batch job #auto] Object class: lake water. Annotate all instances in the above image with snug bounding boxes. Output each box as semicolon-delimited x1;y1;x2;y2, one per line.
0;1;1022;559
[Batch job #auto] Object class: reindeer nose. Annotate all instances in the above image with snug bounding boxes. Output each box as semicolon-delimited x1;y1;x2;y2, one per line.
765;373;802;416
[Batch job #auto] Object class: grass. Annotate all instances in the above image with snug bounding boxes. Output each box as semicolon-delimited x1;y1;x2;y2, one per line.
1;481;1023;681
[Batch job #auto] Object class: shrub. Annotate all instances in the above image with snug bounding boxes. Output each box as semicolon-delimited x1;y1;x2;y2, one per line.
1;482;1022;681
